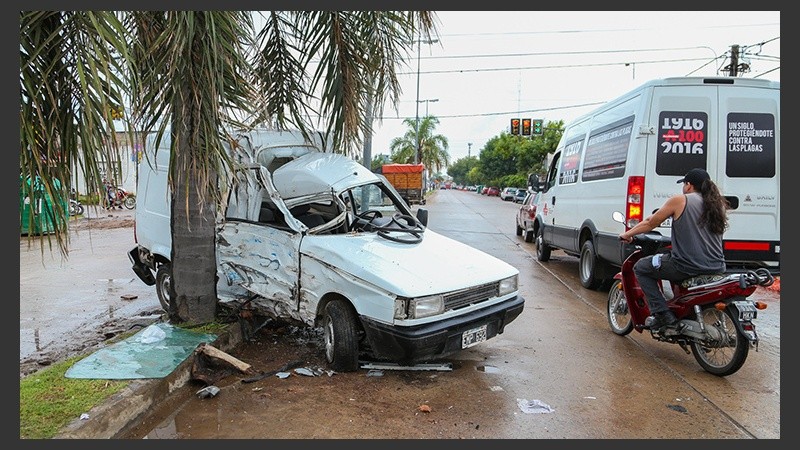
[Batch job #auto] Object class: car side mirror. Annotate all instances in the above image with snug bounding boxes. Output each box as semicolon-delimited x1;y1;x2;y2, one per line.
416;208;428;227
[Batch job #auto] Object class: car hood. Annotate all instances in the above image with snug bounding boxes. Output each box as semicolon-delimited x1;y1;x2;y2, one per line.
300;229;518;297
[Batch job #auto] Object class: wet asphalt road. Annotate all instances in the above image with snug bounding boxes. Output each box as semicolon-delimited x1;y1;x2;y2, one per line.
19;206;160;372
20;191;781;438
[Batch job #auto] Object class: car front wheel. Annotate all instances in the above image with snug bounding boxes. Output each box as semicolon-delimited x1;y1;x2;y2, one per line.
323;299;360;372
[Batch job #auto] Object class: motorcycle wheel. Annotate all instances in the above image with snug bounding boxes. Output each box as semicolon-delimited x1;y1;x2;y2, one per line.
75;203;84;216
124;195;136;209
689;306;749;377
607;279;633;335
155;264;172;312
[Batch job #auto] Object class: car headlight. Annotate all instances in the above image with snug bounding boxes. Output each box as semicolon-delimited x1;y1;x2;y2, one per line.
498;275;518;297
407;294;444;319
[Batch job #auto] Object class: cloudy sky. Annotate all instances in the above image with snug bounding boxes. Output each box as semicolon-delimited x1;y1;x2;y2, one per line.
364;10;780;165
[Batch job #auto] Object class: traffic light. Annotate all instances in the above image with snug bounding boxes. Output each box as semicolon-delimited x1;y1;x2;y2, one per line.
510;118;521;135
532;119;543;135
522;118;532;136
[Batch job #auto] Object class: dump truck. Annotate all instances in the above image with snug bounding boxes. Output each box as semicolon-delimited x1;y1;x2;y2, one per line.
381;163;426;206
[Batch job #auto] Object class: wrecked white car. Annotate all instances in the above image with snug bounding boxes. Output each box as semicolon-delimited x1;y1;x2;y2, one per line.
130;129;525;372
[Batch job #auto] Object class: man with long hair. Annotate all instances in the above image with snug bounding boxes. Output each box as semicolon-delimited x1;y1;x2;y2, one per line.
619;168;729;330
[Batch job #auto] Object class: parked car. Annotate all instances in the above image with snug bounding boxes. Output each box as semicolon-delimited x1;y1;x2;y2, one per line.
516;191;541;243
499;187;518;201
514;189;527;203
480;186;489;195
486;186;500;197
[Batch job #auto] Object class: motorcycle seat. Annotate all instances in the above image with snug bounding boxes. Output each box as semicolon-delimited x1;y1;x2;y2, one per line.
681;274;726;288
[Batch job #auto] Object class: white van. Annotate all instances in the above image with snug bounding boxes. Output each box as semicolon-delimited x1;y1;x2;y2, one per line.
129;129;525;371
529;76;780;289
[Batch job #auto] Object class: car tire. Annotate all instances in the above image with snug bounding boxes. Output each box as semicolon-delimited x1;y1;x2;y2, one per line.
524;227;533;243
155;264;172;312
323;299;360;372
535;227;551;261
516;222;523;236
579;239;606;290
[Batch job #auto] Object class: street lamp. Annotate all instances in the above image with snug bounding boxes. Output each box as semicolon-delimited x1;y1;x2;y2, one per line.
417;98;438;116
415;38;438;164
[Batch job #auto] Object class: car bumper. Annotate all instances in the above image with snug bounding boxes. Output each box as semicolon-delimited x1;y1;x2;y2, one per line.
359;295;525;364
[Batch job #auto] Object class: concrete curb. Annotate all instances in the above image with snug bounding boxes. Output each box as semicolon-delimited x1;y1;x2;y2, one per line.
54;323;244;439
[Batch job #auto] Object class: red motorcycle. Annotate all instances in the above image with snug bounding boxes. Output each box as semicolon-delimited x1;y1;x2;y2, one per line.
103;185;136;210
606;213;773;376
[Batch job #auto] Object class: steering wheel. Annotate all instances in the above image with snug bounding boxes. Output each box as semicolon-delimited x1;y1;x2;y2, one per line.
376;214;425;244
350;209;383;230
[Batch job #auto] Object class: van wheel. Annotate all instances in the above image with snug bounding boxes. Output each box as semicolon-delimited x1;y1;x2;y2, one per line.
155;264;172;312
323;300;360;372
535;228;551;261
579;240;605;290
516;223;523;236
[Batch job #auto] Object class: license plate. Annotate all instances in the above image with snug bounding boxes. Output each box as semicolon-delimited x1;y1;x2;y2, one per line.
462;324;488;348
659;218;672;228
733;300;757;321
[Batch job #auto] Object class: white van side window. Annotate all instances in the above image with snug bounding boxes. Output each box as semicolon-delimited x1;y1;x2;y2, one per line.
559;138;583;185
582;115;634;182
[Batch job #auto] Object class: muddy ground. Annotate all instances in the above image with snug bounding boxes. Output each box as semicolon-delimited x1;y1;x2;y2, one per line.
121;319;513;439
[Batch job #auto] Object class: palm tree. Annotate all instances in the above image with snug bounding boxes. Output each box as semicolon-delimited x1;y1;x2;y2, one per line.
389;115;450;173
20;12;130;253
20;11;438;325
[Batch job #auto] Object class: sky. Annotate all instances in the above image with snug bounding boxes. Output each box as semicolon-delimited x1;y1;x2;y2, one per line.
365;11;780;166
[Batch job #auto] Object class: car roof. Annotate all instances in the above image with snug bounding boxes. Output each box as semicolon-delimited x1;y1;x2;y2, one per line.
272;152;377;200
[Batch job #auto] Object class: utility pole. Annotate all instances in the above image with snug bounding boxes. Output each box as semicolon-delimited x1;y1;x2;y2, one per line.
468;142;472;158
723;44;749;77
727;45;740;76
363;96;373;171
414;37;438;164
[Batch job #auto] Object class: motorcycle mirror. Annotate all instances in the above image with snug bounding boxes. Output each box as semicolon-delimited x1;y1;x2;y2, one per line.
612;211;625;224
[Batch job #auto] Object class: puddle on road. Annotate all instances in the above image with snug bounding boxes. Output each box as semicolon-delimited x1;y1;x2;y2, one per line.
476;365;500;373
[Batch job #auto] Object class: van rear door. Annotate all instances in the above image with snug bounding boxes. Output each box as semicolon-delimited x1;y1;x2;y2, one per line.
645;79;779;274
715;83;780;273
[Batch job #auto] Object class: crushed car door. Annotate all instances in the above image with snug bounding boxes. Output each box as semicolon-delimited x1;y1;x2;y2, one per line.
216;166;302;316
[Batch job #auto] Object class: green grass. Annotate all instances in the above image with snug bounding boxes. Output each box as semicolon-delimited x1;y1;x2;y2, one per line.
19;355;128;439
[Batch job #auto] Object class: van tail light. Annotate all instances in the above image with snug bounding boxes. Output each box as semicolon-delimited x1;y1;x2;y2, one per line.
625;176;645;230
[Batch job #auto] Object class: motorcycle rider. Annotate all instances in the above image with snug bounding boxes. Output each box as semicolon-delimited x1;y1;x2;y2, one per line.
103;177;121;210
618;168;728;330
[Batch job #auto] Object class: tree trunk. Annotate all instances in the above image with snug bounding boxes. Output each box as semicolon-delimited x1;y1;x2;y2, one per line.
168;100;219;326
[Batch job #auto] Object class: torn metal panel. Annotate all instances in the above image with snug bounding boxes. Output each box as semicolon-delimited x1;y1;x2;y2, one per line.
216;221;301;319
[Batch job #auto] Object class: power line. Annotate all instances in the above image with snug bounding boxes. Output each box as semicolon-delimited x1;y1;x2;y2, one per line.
374;101;606;121
400;56;713;76
415;46;728;61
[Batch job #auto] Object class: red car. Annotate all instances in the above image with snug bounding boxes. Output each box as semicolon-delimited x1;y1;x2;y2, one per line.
486;186;500;196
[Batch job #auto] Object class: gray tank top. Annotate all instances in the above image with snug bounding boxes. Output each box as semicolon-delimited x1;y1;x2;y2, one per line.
671;192;725;274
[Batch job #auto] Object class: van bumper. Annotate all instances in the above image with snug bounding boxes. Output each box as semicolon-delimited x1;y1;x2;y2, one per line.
359;295;525;364
128;246;156;286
